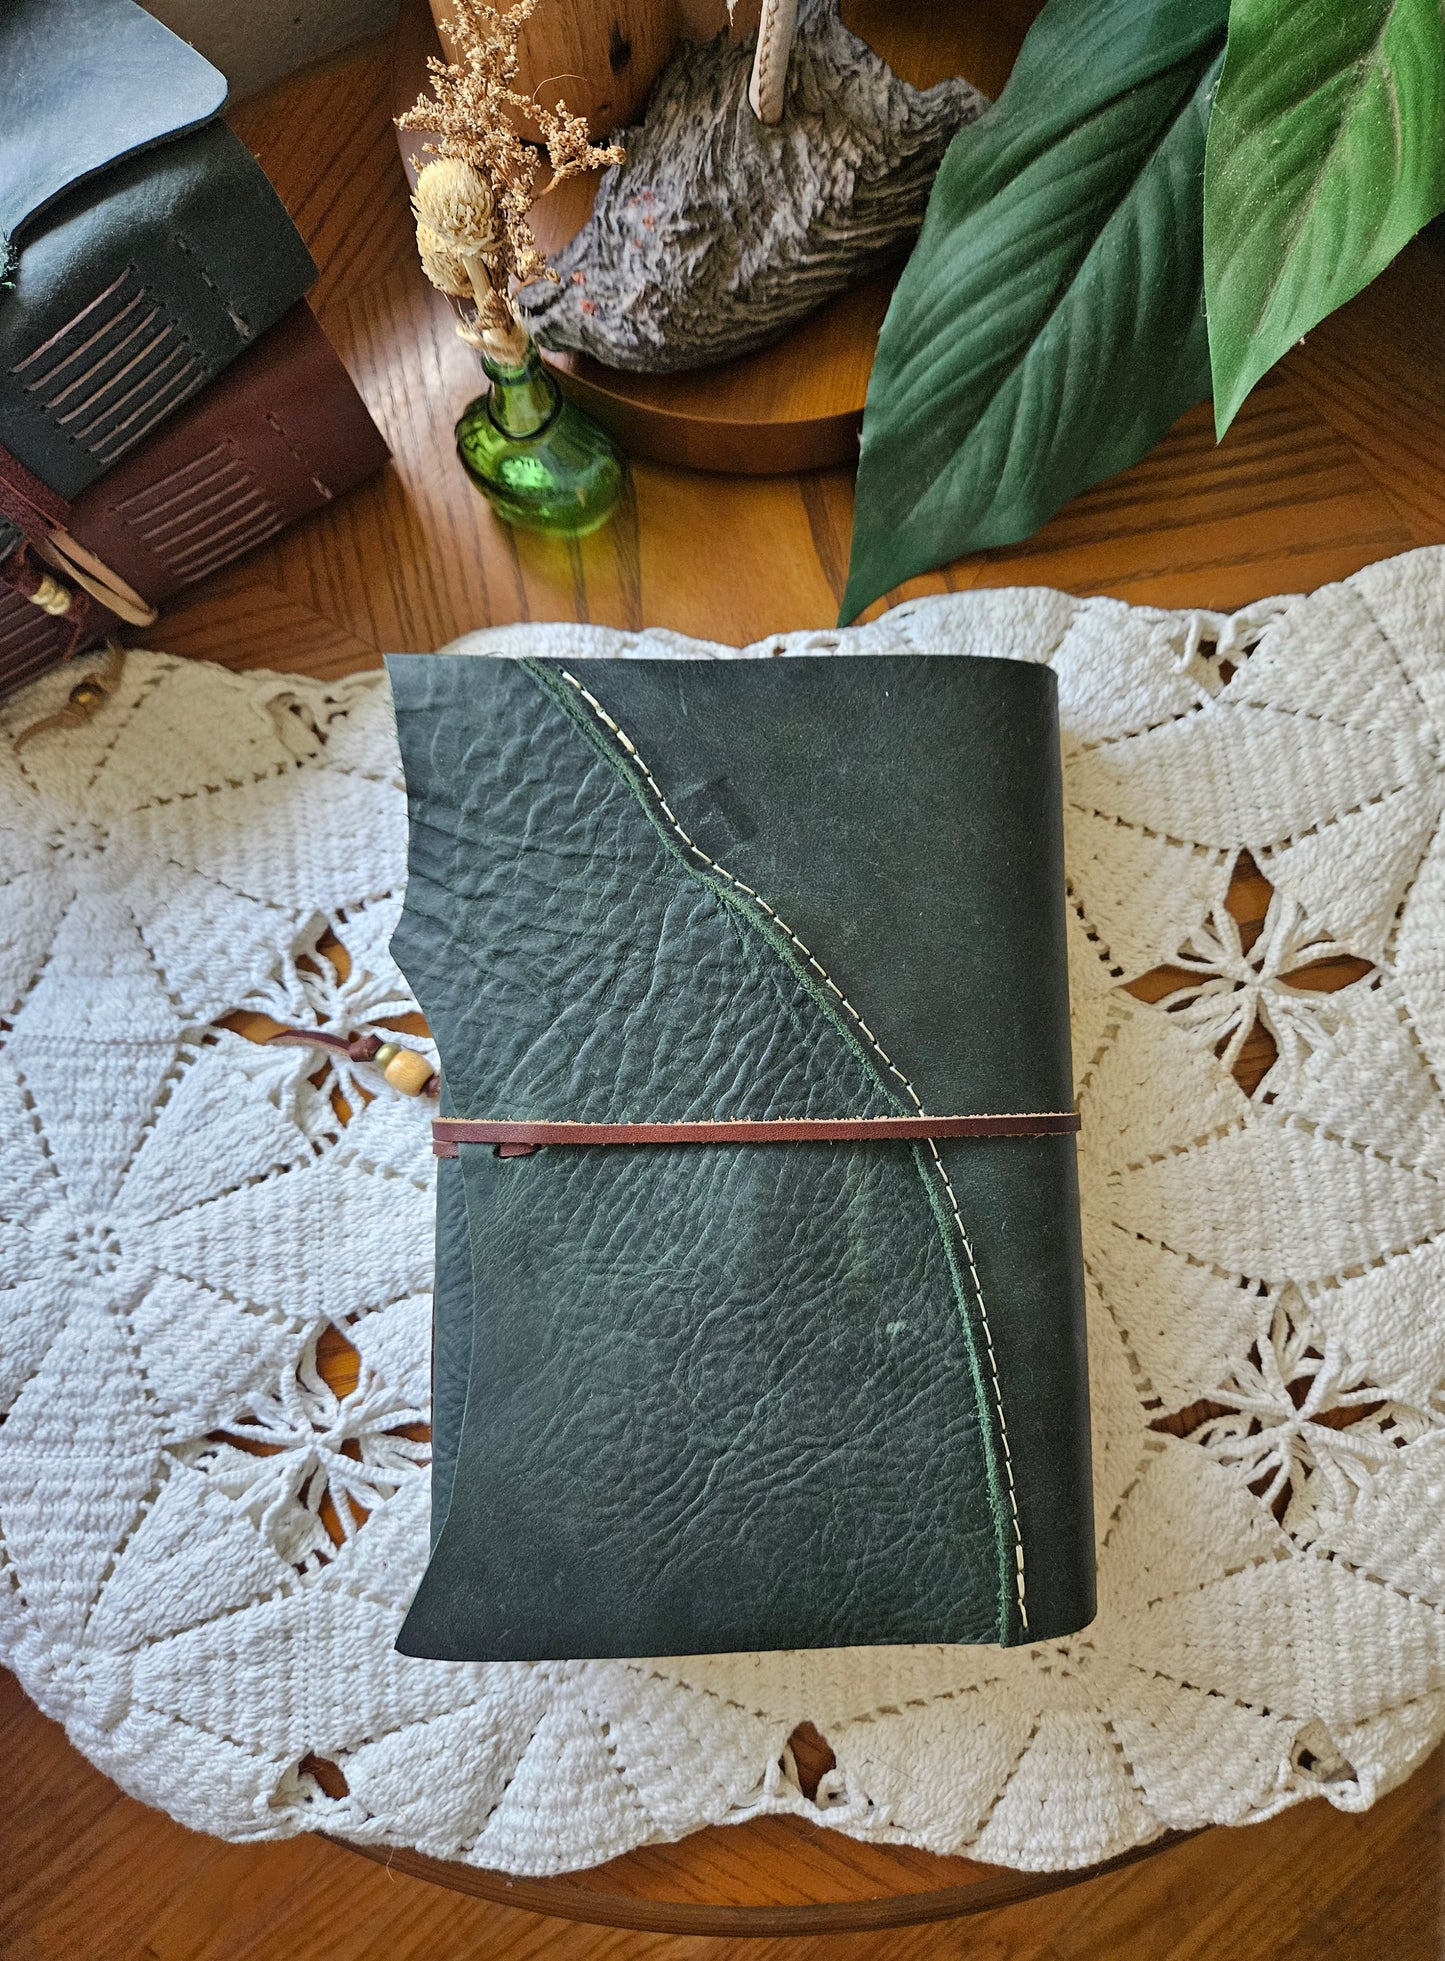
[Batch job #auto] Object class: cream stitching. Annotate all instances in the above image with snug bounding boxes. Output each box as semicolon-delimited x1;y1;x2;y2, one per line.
557;667;1029;1633
922;1132;1027;1629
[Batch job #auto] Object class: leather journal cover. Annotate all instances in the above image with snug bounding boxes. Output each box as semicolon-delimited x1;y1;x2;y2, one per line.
387;645;1094;1660
0;0;317;501
0;304;390;697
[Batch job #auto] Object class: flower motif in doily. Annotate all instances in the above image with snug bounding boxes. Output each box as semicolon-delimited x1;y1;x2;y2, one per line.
220;906;434;1144
1141;882;1373;1093
46;814;113;865
175;1323;430;1576
54;1218;125;1282
0;654;432;1646
6;579;1445;1878
1157;1289;1445;1531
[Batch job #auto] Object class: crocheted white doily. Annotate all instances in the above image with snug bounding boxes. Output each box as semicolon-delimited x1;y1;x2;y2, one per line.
4;547;1445;1877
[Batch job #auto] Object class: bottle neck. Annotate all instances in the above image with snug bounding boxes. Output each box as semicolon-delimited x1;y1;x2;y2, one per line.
482;346;559;439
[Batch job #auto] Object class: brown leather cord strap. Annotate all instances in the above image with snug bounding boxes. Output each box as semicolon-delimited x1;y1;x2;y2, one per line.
265;1026;384;1060
433;1111;1081;1158
12;637;126;746
263;1026;440;1097
0;541;94;659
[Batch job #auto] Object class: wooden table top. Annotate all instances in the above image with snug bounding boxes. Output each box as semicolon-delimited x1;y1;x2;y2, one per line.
156;26;1445;690
138;22;1445;1938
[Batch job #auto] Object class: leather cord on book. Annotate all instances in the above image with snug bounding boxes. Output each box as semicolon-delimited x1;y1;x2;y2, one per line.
432;1111;1081;1159
265;1026;440;1097
0;439;158;633
13;638;126;748
33;532;158;630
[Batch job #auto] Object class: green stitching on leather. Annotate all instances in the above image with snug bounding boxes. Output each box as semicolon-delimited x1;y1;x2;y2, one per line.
522;656;1016;1643
913;1142;1016;1642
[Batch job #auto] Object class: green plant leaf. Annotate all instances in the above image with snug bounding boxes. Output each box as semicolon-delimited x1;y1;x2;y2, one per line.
840;0;1227;626
1205;0;1445;438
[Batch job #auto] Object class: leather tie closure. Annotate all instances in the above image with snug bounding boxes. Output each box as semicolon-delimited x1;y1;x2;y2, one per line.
0;437;159;640
433;1112;1081;1159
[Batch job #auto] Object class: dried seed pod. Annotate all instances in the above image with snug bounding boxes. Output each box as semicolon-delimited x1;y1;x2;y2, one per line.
414;222;472;297
413;157;499;254
397;4;624;304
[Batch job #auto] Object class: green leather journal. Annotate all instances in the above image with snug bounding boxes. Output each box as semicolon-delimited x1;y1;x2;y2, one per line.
387;644;1094;1660
0;0;317;500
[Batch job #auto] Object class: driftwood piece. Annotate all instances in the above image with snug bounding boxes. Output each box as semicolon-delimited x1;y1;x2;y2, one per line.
516;0;985;374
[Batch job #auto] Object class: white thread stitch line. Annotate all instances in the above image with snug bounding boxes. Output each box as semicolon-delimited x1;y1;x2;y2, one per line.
557;667;1029;1633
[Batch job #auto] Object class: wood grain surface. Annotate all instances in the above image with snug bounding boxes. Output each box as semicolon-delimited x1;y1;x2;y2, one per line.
149;25;1445;689
2;1668;1440;1959
6;21;1445;1953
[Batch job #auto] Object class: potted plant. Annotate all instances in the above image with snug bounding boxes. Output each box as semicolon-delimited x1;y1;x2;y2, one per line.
842;0;1445;621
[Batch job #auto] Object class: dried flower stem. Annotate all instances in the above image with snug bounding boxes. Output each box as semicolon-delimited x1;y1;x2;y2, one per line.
398;0;624;355
458;254;530;362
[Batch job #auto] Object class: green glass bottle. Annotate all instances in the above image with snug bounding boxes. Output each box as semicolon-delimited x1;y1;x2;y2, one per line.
455;342;623;538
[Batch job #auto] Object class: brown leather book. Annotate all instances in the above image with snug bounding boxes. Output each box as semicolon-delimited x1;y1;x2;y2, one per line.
0;303;389;696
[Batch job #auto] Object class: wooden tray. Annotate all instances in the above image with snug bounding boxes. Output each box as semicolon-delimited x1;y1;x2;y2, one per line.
393;0;1043;473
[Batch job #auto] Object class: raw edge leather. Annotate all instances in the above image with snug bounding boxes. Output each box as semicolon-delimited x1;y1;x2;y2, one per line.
0;0;227;256
387;650;1094;1660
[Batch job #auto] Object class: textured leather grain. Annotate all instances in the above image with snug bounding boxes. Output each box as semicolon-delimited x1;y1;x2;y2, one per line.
0;0;226;253
388;649;1094;1661
0;0;316;500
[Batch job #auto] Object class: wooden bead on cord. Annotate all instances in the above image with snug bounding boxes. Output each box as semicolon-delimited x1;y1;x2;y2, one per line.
373;1042;436;1096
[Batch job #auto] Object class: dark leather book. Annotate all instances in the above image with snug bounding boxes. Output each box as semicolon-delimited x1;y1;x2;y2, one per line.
387;646;1094;1660
0;304;389;697
0;0;317;501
